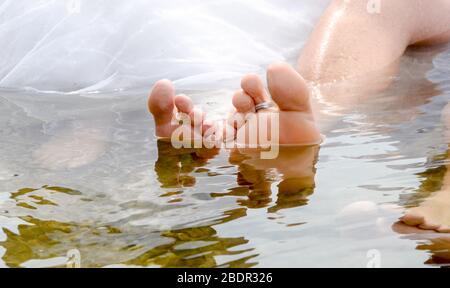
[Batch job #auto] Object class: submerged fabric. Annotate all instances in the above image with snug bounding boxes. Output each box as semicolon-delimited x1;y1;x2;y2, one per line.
0;0;329;93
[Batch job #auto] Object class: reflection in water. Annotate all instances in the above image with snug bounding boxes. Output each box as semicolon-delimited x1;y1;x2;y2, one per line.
418;238;450;266
398;153;448;208
155;140;220;190
0;143;319;268
1;216;76;268
155;141;319;212
125;223;257;268
0;186;257;268
149;141;319;267
394;151;450;266
0;45;449;267
357;45;450;266
228;146;318;213
155;140;319;213
0;198;257;268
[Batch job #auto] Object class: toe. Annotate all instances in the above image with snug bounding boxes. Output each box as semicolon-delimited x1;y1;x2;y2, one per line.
437;225;450;233
267;62;312;112
401;212;425;227
148;79;176;122
175;94;205;133
401;209;450;233
175;94;194;115
419;221;441;231
241;74;270;106
392;221;428;235
149;80;178;137
175;94;202;124
232;89;255;113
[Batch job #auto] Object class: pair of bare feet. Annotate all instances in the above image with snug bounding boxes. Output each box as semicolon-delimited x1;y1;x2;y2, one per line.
148;62;450;235
148;63;321;146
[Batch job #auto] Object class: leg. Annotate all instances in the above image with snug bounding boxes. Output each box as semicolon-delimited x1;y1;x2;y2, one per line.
299;0;450;82
230;0;450;146
149;0;450;146
231;0;450;233
296;0;450;233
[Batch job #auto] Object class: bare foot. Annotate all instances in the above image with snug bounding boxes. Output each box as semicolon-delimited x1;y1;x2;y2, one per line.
149;63;322;147
148;79;211;139
232;63;321;145
400;189;450;233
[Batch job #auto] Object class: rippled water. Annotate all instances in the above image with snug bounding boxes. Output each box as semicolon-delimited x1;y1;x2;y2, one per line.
0;45;449;268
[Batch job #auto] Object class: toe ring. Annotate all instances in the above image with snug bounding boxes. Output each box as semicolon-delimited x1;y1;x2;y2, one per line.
255;101;273;112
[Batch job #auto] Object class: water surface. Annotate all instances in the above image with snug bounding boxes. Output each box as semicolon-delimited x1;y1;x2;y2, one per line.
0;45;450;268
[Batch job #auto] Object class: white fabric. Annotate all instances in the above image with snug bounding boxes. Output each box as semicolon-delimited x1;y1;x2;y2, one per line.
0;0;329;93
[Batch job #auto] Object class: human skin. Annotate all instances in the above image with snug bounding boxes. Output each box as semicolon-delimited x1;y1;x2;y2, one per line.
148;0;450;232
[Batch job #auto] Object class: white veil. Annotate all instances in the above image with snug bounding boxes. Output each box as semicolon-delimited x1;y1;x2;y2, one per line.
0;0;329;94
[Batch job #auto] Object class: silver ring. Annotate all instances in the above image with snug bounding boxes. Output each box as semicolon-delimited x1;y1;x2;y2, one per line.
255;101;273;112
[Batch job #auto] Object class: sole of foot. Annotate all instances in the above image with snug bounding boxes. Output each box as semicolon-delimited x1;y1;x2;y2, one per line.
231;62;321;146
148;80;213;139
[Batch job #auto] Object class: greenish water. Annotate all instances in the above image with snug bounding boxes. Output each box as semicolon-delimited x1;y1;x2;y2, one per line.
0;46;450;268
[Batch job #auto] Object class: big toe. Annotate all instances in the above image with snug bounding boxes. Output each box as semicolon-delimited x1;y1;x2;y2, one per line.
149;80;176;112
149;80;178;138
149;79;176;123
267;63;311;112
